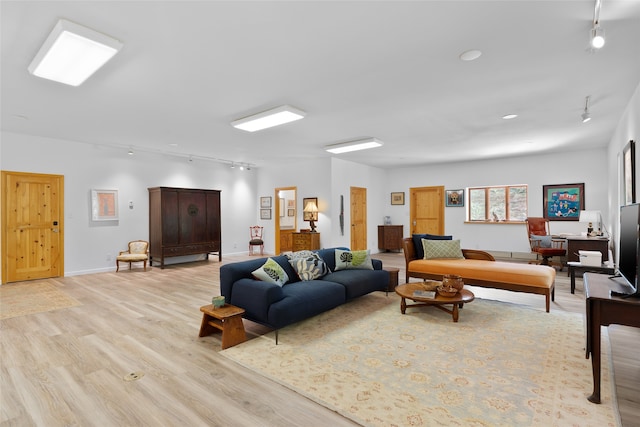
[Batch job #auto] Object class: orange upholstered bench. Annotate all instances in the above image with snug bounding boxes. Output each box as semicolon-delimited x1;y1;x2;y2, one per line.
403;238;556;312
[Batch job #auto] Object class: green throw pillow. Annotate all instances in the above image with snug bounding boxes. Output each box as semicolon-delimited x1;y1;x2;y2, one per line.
334;249;374;270
422;239;464;259
286;250;329;281
252;258;289;286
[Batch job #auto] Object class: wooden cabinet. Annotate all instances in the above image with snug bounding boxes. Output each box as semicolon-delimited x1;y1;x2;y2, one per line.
378;225;403;251
566;236;609;263
280;229;294;253
148;187;221;268
292;232;320;251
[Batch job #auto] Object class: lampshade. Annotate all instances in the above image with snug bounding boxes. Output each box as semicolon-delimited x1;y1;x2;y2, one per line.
579;210;601;224
231;105;306;132
28;19;123;86
303;201;319;220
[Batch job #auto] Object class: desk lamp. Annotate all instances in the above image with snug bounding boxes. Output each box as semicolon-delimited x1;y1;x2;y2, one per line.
303;201;319;232
579;210;601;236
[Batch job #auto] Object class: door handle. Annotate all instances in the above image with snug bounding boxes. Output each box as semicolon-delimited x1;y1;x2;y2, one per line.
412;220;416;226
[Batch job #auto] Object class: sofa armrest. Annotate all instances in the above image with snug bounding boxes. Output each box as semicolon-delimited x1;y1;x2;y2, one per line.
228;278;285;324
372;258;383;270
462;249;495;261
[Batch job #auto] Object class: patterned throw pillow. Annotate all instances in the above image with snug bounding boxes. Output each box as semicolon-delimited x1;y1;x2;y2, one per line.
334;249;374;270
422;239;464;259
286;251;329;281
252;258;289;286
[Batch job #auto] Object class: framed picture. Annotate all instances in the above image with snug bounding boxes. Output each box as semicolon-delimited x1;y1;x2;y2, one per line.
260;196;272;209
287;209;295;217
303;197;318;221
391;192;404;205
260;209;271;220
91;189;119;221
543;183;585;220
287;199;295;209
623;140;636;205
279;198;285;217
445;189;464;207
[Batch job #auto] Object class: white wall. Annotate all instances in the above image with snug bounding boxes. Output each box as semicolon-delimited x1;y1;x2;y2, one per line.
1;132;257;275
385;148;609;253
607;81;640;262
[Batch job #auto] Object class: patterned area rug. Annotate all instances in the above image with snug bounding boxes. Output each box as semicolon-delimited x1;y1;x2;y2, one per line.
0;281;81;320
221;293;619;427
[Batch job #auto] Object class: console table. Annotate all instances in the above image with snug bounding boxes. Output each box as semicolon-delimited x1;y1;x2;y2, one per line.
584;273;640;404
566;236;609;263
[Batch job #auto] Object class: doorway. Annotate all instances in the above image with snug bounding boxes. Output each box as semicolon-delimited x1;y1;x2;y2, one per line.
274;186;296;255
350;186;367;250
1;171;65;283
409;186;445;235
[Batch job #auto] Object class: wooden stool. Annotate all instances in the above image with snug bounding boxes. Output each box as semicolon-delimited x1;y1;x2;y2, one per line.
384;267;400;293
199;304;246;349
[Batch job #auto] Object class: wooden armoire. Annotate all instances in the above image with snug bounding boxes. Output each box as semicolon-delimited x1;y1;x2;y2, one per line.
148;187;221;268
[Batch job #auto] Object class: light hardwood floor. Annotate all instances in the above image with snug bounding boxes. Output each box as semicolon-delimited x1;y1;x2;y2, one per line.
1;252;638;426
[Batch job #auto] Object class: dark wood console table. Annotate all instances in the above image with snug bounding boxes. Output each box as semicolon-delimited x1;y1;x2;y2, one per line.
584;273;640;404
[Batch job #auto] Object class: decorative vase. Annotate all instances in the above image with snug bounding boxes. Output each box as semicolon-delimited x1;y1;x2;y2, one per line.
212;296;225;308
442;274;464;292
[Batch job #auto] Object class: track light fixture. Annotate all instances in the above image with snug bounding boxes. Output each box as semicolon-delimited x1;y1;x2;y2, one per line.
590;0;605;49
582;96;592;123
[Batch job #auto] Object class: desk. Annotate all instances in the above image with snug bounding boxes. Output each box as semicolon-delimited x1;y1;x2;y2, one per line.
565;236;609;263
584;273;640;403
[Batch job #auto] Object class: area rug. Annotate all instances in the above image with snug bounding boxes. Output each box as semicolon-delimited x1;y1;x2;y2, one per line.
221;293;619;427
0;281;81;320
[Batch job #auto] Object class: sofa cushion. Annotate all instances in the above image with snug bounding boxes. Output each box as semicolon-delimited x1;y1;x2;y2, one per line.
334;249;374;270
412;234;452;259
286;251;329;281
422;239;464;259
252;257;290;286
323;269;389;299
530;235;552;248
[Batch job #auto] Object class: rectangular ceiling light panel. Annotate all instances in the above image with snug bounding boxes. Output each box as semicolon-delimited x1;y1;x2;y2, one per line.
325;138;384;154
28;19;123;86
231;105;306;132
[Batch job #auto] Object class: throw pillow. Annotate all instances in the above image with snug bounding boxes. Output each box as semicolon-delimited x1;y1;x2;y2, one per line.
412;234;452;259
422;239;464;259
334;249;374;270
286;251;329;281
252;258;289;286
530;235;552;248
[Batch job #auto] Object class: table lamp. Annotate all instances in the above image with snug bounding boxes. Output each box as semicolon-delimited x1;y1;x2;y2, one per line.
303;200;319;232
579;210;601;236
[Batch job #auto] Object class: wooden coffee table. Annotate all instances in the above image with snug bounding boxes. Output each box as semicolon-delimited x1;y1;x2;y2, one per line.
395;282;474;322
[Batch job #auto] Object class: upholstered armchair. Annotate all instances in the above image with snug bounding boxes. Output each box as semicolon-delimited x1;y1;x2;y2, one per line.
116;240;149;272
525;217;566;270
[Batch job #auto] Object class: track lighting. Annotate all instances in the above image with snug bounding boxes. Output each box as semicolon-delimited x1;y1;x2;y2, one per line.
582;96;592;123
589;0;605;50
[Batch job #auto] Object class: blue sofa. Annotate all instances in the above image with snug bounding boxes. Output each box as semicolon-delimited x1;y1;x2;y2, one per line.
220;247;389;340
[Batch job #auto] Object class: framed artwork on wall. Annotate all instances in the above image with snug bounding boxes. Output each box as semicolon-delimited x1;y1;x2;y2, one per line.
445;189;464;207
391;192;404;205
623;140;636;205
91;189;119;221
542;183;584;220
287;209;295;217
260;209;271;220
260;196;272;209
279;198;285;217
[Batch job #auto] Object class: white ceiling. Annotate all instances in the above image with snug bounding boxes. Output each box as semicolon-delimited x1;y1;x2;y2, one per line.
2;1;640;169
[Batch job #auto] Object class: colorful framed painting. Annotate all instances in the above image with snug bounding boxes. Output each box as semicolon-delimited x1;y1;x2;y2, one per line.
623;140;636;205
91;189;119;221
445;189;464;207
542;183;585;220
391;192;404;205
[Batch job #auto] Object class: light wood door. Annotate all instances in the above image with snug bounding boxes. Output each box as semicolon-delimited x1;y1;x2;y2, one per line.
2;171;64;283
350;186;367;250
409;186;444;235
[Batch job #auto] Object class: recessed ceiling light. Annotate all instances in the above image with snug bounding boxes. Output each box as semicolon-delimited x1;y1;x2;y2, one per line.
28;19;123;86
325;138;384;154
502;114;518;120
231;105;306;132
459;49;482;61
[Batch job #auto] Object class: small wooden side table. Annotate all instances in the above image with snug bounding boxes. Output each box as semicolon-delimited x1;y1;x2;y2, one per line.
568;262;616;294
199;304;247;349
384;267;400;292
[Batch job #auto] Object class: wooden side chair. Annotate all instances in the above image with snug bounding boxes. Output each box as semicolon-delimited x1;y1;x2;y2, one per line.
525;217;566;270
249;226;264;255
116;240;149;272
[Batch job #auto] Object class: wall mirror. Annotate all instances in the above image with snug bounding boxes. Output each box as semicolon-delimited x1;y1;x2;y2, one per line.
275;186;296;254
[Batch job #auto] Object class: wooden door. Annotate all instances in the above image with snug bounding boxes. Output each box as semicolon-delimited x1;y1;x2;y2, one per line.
409;186;444;235
2;171;64;283
350;186;367;250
